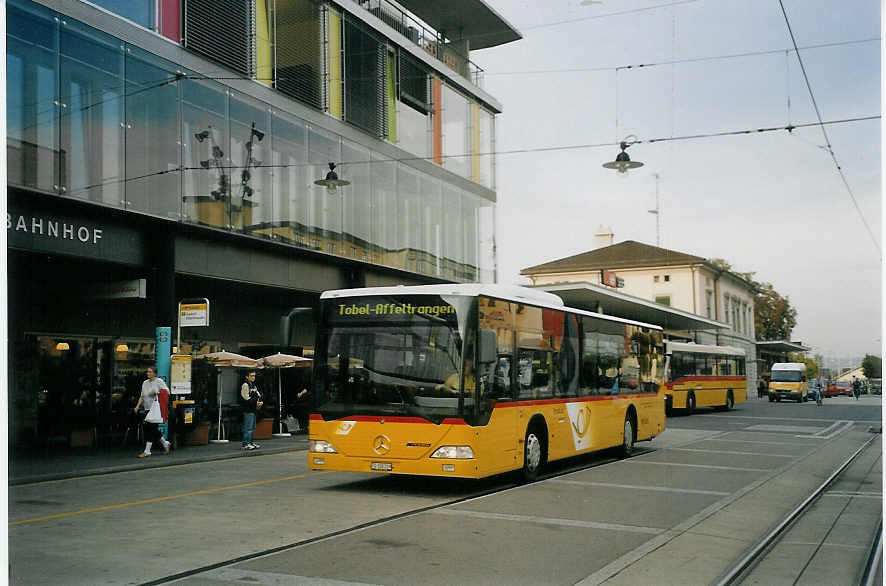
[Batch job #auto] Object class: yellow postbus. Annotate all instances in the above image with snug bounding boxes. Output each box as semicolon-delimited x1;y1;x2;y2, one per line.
662;342;747;414
308;284;666;481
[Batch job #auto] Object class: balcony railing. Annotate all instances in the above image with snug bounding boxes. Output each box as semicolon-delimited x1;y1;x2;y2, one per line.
354;0;485;87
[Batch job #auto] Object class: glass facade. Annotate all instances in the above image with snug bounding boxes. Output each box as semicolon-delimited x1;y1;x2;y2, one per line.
6;0;496;283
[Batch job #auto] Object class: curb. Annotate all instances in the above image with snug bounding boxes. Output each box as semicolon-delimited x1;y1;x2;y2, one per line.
10;444;308;486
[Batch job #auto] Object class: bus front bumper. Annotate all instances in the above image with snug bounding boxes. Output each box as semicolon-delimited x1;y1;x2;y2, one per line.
309;452;481;478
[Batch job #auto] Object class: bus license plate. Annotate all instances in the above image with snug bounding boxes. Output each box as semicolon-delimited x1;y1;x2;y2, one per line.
371;462;393;471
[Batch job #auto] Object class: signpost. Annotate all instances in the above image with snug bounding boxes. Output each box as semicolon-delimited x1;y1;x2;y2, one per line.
177;298;210;351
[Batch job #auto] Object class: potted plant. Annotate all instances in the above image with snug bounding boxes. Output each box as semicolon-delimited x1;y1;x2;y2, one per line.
181;357;215;445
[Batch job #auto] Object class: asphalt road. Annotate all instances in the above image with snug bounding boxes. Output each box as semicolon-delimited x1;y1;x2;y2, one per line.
8;395;881;585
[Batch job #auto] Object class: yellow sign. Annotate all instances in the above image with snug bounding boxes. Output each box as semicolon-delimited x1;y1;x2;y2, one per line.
180;301;209;327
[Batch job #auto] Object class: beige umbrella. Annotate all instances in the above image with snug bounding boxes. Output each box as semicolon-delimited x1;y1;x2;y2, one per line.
259;353;312;436
196;351;260;442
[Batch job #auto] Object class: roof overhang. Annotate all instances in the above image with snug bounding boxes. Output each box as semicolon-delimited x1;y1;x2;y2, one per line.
398;0;522;49
756;340;811;353
533;282;728;332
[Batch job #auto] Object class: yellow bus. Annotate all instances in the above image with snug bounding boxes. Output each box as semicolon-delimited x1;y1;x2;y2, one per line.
663;342;747;414
308;284;666;481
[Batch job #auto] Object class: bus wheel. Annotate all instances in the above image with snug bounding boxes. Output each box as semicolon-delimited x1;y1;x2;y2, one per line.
522;427;545;482
620;416;635;457
725;391;734;411
686;392;696;415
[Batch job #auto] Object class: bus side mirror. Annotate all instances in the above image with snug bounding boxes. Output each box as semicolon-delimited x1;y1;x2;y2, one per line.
281;307;313;348
478;329;497;365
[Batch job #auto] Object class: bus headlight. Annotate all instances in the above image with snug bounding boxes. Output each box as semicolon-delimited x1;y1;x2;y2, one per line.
309;440;337;453
430;446;474;459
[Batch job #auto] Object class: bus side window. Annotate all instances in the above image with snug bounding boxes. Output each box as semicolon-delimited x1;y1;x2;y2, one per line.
580;326;599;396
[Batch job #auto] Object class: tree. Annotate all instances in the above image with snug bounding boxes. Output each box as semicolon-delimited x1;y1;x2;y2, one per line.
709;258;797;341
788;352;818;378
862;354;882;378
754;282;798;341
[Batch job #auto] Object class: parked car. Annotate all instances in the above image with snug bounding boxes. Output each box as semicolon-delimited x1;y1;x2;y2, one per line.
834;381;853;396
871;379;882;395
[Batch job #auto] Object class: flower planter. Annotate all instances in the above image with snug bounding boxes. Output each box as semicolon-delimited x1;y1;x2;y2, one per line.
253;418;274;440
69;427;94;448
184;421;210;445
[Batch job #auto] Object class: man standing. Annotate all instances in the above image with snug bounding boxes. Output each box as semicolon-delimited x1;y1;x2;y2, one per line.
240;371;263;450
134;366;171;458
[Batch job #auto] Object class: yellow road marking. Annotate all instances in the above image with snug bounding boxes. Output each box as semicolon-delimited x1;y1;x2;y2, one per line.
10;470;327;526
16;449;306;486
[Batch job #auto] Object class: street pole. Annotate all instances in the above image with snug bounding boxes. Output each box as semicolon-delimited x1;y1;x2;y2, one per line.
647;173;660;246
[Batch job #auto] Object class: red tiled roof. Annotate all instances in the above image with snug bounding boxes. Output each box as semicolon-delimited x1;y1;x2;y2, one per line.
521;240;706;275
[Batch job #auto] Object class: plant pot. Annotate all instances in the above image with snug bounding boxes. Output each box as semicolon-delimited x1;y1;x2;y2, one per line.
69;427;95;448
254;418;274;440
184;421;210;445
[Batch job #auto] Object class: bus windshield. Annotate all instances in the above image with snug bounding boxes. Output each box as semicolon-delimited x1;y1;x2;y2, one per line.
314;295;473;423
771;370;803;382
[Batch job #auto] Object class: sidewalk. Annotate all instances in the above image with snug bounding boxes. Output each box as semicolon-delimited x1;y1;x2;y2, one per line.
9;433;310;486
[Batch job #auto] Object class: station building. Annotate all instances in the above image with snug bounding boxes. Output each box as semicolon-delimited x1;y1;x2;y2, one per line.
6;0;520;447
520;230;759;396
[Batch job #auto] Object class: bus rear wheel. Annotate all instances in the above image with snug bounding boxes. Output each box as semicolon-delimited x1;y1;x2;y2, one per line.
522;427;545;483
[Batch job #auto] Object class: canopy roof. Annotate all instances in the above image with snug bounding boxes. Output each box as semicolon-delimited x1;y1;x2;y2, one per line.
534;282;728;332
398;0;522;49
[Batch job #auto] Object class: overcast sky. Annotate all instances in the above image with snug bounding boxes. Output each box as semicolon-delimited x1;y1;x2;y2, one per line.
473;0;881;362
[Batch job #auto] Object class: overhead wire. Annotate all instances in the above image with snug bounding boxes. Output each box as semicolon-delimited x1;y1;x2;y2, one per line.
777;0;881;256
61;114;881;196
483;37;880;77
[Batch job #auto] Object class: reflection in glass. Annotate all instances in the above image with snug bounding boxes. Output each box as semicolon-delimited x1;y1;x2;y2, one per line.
59;19;124;205
229;93;269;233
308;126;341;255
6;1;59;192
397;100;429;158
421;173;442;277
370;154;398;267
268;110;308;245
89;0;155;30
125;47;181;218
442;85;469;178
341;140;371;260
462;191;481;281
397;164;422;273
182;77;229;228
477;107;494;189
442;184;464;280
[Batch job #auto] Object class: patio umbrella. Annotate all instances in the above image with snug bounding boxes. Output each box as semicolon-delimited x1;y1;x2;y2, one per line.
259;353;312;436
197;351;260;443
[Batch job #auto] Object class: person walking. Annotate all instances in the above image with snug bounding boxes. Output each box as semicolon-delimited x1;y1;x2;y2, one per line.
852;376;861;400
134;366;171;458
240;371;263;450
815;379;823;406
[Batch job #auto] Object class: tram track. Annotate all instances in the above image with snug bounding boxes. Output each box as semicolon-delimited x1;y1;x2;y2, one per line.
713;432;881;586
146;449;630;585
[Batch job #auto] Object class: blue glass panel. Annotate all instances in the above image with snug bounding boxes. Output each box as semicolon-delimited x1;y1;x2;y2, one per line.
125;46;181;219
6;0;58;192
89;0;155;30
